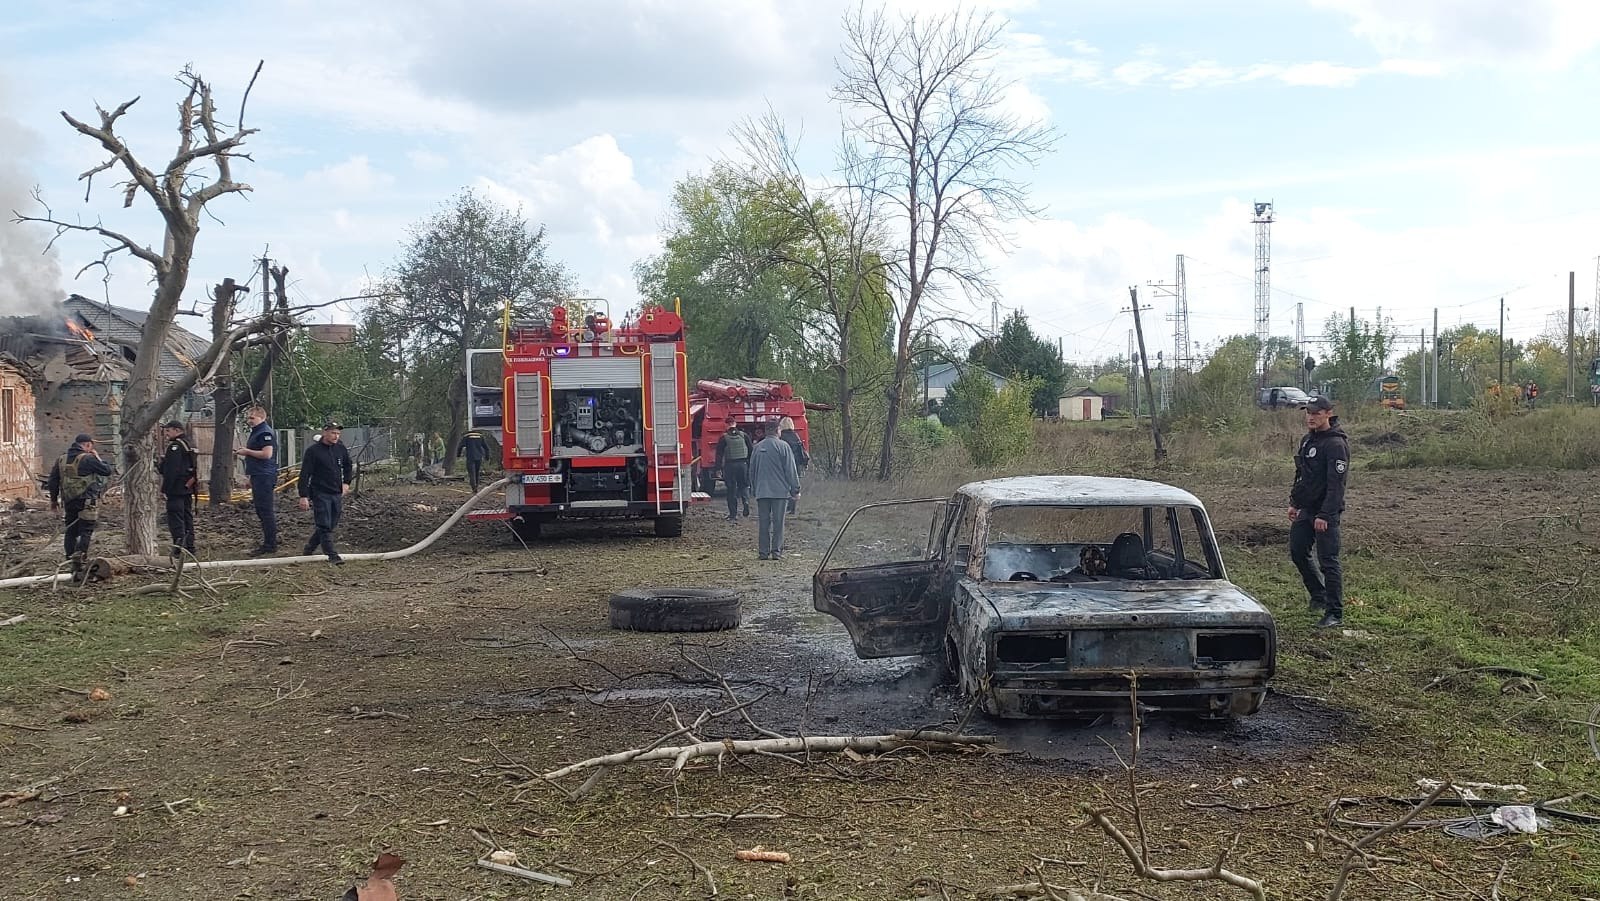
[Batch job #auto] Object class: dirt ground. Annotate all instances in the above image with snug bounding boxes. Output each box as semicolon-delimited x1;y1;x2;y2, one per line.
1;466;1597;899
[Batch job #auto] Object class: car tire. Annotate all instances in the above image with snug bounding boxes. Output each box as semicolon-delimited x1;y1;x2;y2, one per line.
608;587;741;632
653;515;684;538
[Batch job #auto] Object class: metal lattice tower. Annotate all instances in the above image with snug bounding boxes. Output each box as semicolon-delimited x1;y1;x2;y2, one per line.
1151;254;1188;412
1252;202;1274;375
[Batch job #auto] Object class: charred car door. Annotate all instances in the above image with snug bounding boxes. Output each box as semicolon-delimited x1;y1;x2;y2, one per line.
814;499;950;658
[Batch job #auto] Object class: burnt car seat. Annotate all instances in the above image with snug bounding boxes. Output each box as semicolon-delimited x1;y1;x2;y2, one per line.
1108;532;1153;579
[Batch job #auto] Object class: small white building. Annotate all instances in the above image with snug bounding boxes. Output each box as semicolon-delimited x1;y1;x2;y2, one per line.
1058;387;1104;421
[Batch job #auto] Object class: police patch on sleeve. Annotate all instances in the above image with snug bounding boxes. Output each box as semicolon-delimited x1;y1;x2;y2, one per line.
1307;447;1317;457
1335;459;1347;473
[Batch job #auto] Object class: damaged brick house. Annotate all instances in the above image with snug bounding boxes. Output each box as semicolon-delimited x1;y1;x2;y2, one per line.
0;294;215;484
0;353;40;497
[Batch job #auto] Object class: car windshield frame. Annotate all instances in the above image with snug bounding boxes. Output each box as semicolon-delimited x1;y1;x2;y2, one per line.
972;502;1224;583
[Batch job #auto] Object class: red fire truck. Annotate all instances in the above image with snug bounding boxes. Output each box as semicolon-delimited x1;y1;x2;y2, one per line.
690;378;824;492
464;302;692;538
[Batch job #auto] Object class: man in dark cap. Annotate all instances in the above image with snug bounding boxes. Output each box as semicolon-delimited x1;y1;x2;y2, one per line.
1289;396;1350;628
157;420;198;556
46;433;114;565
297;419;354;563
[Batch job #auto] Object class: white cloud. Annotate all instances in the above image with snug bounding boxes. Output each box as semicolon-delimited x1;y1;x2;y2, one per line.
407;149;449;172
1310;0;1600;68
300;156;395;197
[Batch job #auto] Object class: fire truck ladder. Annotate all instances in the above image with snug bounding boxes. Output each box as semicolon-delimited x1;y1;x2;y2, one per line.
653;444;687;516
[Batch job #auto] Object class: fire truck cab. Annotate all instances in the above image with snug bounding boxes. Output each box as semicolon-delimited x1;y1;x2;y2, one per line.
465;301;693;538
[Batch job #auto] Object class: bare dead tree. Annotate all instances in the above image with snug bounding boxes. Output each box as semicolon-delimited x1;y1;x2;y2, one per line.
206;278;250;505
834;6;1055;479
734;109;896;478
13;63;273;553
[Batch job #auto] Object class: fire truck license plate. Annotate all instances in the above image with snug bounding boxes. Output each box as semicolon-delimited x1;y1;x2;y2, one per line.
521;474;563;484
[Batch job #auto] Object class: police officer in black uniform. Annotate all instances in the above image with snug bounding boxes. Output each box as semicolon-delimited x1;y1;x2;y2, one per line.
158;420;198;555
1288;396;1350;628
297;419;354;563
46;433;114;564
457;428;490;490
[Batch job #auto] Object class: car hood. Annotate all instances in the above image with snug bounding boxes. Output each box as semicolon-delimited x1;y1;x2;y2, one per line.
969;580;1275;629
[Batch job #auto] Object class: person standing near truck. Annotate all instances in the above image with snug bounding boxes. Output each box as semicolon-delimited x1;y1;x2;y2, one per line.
46;433;114;565
778;416;808;514
716;427;752;520
1288;397;1350;629
749;419;801;560
157;420;198;556
457;428;490;490
297;420;354;564
235;405;279;556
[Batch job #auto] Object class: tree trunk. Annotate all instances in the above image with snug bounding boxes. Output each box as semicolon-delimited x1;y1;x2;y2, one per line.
835;359;854;479
208;280;242;507
441;357;466;475
876;316;916;480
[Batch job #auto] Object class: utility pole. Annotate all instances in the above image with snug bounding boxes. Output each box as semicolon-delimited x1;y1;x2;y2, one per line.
991;299;999;337
1295;302;1305;390
1432;308;1439;406
1419;329;1426;407
1252;202;1274;387
259;252;273;413
1127;287;1166;461
1127;329;1137;416
1569;271;1577;402
1499;297;1506;387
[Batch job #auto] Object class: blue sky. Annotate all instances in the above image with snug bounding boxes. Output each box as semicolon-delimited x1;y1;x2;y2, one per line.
2;0;1599;366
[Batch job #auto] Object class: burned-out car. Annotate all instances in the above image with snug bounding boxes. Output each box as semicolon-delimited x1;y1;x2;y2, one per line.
813;476;1276;718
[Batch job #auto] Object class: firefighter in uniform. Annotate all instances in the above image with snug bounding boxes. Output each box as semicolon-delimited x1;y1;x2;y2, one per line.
46;433;114;564
158;420;198;555
457;428;490;490
1288;396;1350;628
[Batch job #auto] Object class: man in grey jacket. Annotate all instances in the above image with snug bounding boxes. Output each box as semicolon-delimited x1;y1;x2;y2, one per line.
747;419;801;560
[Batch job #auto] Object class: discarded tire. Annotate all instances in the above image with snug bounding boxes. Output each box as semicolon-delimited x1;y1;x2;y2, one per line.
608;587;741;632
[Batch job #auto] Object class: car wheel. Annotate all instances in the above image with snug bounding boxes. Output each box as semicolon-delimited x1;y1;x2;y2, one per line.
608;587;741;632
938;636;961;687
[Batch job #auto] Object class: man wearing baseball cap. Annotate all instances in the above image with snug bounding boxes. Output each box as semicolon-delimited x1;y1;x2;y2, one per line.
1288;396;1350;628
296;419;354;563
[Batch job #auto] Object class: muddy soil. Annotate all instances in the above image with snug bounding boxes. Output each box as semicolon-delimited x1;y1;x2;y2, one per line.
0;468;1590;899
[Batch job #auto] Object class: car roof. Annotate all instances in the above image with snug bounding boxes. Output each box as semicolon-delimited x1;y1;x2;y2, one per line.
957;475;1205;509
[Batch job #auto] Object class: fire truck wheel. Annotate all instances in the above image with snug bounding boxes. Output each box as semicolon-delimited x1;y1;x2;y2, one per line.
653;515;684;538
609;588;741;632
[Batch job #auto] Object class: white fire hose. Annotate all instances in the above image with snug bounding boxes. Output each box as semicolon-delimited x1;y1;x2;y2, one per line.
0;478;511;590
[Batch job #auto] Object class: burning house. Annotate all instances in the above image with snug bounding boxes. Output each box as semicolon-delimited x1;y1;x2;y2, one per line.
0;294;214;479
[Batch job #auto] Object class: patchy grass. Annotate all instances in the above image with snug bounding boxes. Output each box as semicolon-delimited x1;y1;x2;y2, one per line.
1369;405;1600;470
0;587;285;707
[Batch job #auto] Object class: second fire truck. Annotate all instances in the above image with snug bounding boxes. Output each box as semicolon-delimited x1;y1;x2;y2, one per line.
464;301;692;538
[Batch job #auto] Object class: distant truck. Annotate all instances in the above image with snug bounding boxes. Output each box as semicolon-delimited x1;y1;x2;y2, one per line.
690;378;824;493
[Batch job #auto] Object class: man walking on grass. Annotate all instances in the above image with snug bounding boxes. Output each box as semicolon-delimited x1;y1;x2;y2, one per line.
1289;396;1349;628
297;419;354;564
748;418;800;561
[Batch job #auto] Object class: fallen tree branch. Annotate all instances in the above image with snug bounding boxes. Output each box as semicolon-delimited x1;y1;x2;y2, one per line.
1326;780;1453;901
0;614;26;627
653;839;717;896
475;858;574;887
543;733;991;781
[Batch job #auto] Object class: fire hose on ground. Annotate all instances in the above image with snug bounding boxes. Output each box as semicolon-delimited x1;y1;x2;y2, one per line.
0;478;511;591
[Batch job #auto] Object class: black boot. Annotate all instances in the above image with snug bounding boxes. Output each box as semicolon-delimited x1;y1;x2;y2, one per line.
1315;612;1343;629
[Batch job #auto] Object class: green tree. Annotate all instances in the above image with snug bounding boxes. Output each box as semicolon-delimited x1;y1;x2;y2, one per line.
635;165;808;380
271;321;401;430
939;365;996;428
1319;312;1396;403
961;377;1037;467
968;311;1066;417
1175;335;1257;427
381;190;569;473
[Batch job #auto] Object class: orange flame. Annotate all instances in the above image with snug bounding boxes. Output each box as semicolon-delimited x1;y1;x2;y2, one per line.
65;319;94;341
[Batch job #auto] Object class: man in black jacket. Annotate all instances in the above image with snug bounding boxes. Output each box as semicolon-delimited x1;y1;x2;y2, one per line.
297;420;354;563
457;428;490;490
46;433;114;563
157;420;198;555
1288;397;1350;628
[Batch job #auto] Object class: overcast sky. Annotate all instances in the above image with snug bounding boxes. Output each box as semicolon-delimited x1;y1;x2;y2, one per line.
2;0;1599;364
